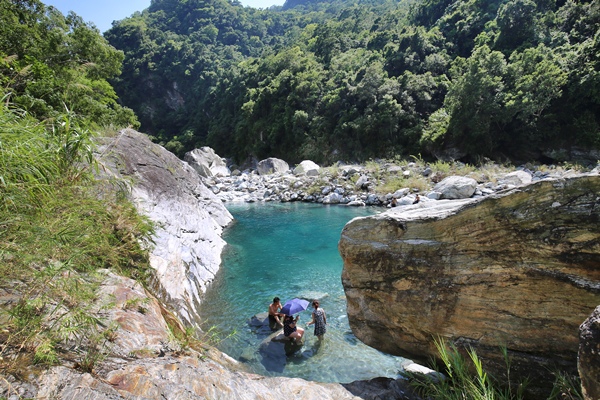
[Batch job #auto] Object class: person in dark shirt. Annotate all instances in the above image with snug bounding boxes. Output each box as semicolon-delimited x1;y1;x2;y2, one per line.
283;314;304;342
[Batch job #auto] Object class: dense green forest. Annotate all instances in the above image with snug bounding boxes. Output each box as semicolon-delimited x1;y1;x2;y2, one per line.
104;0;600;165
1;0;599;165
0;0;138;129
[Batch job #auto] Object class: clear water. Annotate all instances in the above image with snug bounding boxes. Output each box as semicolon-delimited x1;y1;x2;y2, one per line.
198;202;408;383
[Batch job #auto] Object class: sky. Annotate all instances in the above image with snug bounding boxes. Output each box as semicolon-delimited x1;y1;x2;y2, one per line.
42;0;286;33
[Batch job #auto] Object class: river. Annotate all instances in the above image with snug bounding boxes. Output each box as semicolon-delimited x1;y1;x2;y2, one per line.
198;202;408;383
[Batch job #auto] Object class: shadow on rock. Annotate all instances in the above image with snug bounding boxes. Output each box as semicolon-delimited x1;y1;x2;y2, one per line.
249;312;304;373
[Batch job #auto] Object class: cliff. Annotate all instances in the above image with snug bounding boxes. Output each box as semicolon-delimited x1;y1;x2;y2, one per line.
339;173;600;395
96;129;233;326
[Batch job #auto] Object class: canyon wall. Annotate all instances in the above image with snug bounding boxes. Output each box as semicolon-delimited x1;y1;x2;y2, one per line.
96;129;233;326
339;174;600;394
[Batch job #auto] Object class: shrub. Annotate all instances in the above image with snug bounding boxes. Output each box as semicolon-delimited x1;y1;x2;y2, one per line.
0;103;153;375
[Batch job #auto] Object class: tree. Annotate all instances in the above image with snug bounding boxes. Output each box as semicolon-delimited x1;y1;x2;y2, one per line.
0;1;138;128
434;45;508;156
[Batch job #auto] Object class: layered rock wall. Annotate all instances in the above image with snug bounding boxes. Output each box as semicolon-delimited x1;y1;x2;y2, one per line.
96;129;233;326
339;174;600;393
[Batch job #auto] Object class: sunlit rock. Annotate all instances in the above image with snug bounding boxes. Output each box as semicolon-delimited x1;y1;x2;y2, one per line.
294;160;320;176
96;129;233;326
432;175;477;199
340;173;600;397
184;146;230;178
257;157;289;175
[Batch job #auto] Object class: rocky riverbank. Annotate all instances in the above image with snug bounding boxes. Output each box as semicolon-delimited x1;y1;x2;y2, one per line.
185;147;598;207
3;132;598;399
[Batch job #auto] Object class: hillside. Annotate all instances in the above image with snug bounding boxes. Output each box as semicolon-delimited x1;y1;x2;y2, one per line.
105;0;600;165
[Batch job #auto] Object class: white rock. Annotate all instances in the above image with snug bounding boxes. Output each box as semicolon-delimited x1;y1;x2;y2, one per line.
433;176;478;199
293;160;320;176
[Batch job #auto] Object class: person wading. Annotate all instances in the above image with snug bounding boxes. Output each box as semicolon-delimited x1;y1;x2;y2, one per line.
306;300;327;340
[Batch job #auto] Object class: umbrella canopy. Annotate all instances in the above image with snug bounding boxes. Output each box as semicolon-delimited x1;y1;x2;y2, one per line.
280;298;309;315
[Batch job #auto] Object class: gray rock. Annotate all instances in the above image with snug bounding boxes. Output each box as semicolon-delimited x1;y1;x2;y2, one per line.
500;170;532;186
426;191;442;200
393;188;410;198
579;305;600;400
294;160;320;176
323;192;343;204
346;200;366;207
433;176;478;199
355;175;370;190
257;158;290;175
184;147;230;178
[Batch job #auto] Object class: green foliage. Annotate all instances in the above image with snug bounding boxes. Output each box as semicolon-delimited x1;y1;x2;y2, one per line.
409;337;527;400
409;337;584;400
0;0;139;129
0;103;153;374
548;371;584;400
102;0;599;165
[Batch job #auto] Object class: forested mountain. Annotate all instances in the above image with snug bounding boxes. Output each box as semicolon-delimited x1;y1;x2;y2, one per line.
1;0;598;165
104;0;599;165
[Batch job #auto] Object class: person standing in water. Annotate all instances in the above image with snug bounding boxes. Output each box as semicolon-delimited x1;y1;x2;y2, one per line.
306;300;327;340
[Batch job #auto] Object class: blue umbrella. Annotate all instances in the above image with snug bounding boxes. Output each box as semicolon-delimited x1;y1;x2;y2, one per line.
280;298;309;315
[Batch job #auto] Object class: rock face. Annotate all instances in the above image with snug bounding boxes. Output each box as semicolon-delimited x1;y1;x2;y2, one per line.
579;305;600;400
184;146;231;178
96;129;233;326
339;174;600;395
6;272;367;400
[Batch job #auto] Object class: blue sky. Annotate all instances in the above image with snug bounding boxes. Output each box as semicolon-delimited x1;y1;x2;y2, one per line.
43;0;285;33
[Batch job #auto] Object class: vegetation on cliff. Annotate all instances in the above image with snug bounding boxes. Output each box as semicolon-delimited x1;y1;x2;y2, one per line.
105;0;600;164
0;98;153;375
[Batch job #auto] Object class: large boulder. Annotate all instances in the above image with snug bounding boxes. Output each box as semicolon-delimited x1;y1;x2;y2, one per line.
257;157;289;175
339;173;600;397
184;147;230;178
432;176;477;199
96;129;233;326
500;170;532;186
294;160;320;177
579;305;600;400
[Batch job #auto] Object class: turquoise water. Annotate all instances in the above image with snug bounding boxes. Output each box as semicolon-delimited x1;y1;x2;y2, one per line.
198;202;408;383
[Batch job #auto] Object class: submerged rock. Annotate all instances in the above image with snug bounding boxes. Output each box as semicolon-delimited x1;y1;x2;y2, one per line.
339;173;600;397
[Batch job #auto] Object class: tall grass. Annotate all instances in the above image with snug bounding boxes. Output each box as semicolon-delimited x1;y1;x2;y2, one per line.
409;337;527;400
409;337;583;400
0;103;153;373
